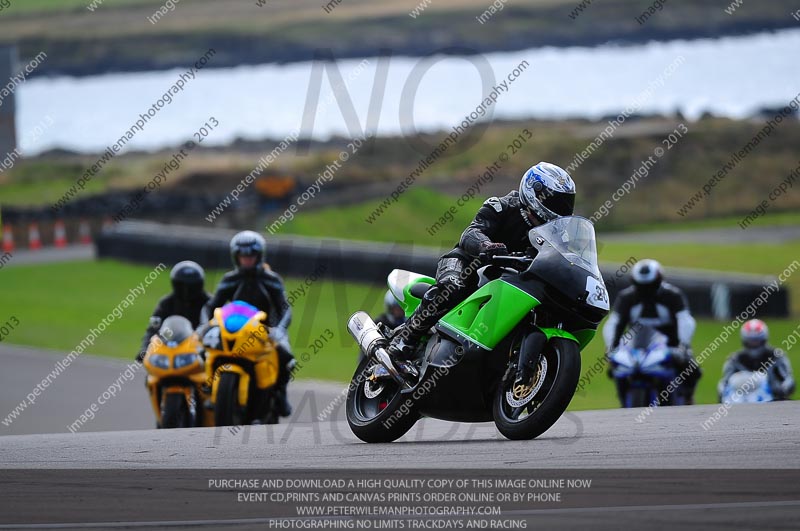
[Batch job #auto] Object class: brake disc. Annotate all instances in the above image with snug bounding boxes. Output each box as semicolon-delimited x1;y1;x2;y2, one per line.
364;381;385;399
505;357;548;408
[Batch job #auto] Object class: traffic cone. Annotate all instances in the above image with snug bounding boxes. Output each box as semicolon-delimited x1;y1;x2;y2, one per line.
79;219;92;245
2;224;14;253
28;223;42;250
54;220;68;248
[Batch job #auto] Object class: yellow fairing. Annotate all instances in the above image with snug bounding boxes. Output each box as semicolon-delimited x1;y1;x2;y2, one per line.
254;355;279;389
143;334;203;379
141;331;208;426
205;307;279;391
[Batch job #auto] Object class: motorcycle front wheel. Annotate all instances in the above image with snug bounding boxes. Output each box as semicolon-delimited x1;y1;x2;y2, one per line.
214;372;244;426
161;392;191;429
493;337;581;441
346;356;418;443
626;387;649;408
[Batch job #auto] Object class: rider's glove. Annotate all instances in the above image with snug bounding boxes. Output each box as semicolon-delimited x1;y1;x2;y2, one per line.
671;343;691;366
478;242;508;258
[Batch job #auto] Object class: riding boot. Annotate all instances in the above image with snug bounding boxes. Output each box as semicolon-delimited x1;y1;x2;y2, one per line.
386;286;449;360
387;256;475;361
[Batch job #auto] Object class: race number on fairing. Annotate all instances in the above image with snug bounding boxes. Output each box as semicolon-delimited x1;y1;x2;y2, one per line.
586;276;609;310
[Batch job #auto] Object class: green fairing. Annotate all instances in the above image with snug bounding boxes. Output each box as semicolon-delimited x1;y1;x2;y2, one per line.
537;327;595;350
397;278;597;352
399;277;435;317
572;329;596;350
439;280;539;350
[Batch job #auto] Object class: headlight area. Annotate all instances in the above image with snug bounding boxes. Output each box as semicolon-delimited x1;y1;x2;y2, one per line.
173;353;199;369
149;354;171;369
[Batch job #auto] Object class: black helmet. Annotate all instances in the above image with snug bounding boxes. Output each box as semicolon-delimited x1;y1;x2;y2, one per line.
170;260;205;300
230;230;266;271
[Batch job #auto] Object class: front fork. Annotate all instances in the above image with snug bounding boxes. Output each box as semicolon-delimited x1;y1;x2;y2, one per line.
514;330;547;385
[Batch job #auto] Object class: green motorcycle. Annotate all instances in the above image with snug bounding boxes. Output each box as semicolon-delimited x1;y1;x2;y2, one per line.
346;216;609;442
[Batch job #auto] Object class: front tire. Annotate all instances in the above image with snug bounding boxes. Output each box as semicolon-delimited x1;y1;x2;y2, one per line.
214;372;244;426
346;356;418;443
493;337;581;441
626;387;648;408
161;392;191;429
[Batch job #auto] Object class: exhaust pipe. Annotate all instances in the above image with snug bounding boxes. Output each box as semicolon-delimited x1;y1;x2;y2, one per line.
347;311;407;387
347;311;388;358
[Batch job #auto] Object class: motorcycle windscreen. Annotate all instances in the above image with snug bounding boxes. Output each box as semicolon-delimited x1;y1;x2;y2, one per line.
438;279;539;350
529;216;601;278
627;326;669;352
527;215;609;319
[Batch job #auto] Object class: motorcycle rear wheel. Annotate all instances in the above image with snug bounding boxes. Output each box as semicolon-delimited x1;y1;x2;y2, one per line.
493;337;581;441
346;356;418;443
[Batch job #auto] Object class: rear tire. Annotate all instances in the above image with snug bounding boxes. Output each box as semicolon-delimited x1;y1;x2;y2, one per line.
214;372;243;426
161;393;190;429
346;356;418;443
493;337;581;441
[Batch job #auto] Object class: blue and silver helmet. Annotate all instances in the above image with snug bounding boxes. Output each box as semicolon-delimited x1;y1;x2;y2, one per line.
519;162;576;223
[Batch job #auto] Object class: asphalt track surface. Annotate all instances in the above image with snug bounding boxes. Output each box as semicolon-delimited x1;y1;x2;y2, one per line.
2;345;799;530
0;344;343;436
2;394;799;470
2;343;799;468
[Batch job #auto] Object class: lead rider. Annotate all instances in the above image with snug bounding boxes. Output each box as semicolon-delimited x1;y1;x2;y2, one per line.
387;162;577;367
204;231;295;418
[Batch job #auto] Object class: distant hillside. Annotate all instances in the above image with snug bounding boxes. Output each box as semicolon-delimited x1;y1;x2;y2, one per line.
285;116;800;229
4;116;799;229
0;0;796;76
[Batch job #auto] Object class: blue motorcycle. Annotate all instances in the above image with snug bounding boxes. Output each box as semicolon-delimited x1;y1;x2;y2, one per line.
609;326;681;408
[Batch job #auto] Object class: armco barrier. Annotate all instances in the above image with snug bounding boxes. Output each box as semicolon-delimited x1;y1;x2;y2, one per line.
96;221;790;318
96;221;439;284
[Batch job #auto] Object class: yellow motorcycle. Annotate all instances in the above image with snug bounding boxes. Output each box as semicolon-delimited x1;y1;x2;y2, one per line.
143;316;212;428
203;301;280;425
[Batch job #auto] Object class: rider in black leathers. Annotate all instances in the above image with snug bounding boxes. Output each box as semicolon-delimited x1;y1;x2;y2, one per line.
386;162;577;362
137;261;210;362
203;231;295;418
603;259;700;404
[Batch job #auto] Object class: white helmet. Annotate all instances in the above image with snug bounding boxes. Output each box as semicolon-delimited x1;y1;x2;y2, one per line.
384;290;400;313
383;290;404;327
631;259;663;294
518;162;576;223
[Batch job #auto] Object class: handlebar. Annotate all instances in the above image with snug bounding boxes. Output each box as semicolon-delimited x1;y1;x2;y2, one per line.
479;252;533;270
